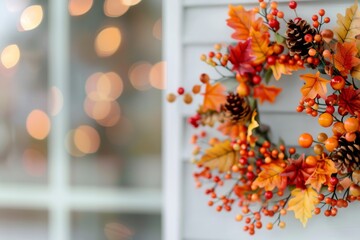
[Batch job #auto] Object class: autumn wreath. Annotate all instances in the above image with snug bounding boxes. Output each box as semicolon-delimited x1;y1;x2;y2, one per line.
167;0;360;235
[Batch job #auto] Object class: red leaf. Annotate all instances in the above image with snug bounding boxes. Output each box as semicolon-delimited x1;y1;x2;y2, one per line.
228;40;255;75
338;86;360;115
281;154;316;189
253;84;282;104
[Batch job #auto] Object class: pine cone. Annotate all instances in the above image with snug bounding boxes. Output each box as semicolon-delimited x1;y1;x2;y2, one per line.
286;19;316;59
331;132;360;174
224;93;251;123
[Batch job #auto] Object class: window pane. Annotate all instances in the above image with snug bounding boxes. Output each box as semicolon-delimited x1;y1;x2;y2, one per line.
0;0;48;184
68;0;162;189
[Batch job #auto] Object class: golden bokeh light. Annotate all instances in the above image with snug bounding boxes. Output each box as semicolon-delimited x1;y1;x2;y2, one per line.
84;97;112;120
49;87;64;116
23;148;46;177
129;62;152;91
1;44;20;69
122;0;142;6
86;72;124;101
95;27;121;57
153;19;162;40
26;110;51;140
97;101;121;127
74;125;100;154
65;130;85;157
104;0;129;17
20;5;43;31
68;0;93;16
149;61;167;90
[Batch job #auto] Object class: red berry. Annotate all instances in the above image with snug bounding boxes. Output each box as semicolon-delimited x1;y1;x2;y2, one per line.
330;76;345;90
326;105;335;114
312;15;318;21
267;55;277;65
265;191;273;200
239;157;248;165
246;171;255;181
304;34;313;43
268;19;280;31
330;177;339;186
177;87;185;95
252;75;262;85
289;1;297;9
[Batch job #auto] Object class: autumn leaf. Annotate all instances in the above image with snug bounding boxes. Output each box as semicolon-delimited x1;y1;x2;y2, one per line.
198;140;238;173
218;121;246;139
281;154;316;189
351;64;360;79
338;85;360;115
300;72;330;99
288;186;318;227
270;61;290;80
334;1;360;43
228;40;255;75
227;5;256;40
202;82;227;112
233;184;252;199
253;84;282;104
252;160;287;191
330;42;360;76
305;158;338;192
250;30;272;64
247;110;259;144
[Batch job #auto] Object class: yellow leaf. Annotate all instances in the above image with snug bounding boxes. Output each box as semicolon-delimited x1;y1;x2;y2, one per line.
270;61;290;80
202;82;227;112
334;1;360;43
288;186;318;227
252;160;287;191
300;72;330;99
247;110;259;143
250;30;272;64
351;64;360;79
305;158;338;192
198;140;238;173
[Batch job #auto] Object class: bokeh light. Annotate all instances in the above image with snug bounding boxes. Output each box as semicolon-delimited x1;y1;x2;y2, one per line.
149;61;166;90
84;97;112;120
86;72;123;101
68;0;93;16
122;0;142;6
104;0;129;17
104;222;134;240
26;110;51;140
23;148;46;177
65;130;85;157
20;5;43;31
1;44;20;69
153;19;162;40
74;125;100;154
96;101;121;127
129;62;152;91
49;87;64;116
95;27;122;57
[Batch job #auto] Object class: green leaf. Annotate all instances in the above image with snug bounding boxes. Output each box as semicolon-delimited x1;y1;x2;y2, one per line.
275;33;285;44
264;68;273;84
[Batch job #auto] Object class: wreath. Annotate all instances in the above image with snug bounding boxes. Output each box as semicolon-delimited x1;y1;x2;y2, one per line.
167;0;360;235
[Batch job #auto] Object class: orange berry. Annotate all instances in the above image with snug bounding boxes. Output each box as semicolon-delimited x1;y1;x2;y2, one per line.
319;9;325;16
200;73;210;83
345;132;357;142
313;144;324;155
318;112;333;127
277;11;284;18
266;222;273;230
260;2;267;8
298;133;314;148
267;14;274;20
332;122;346;136
317;132;328;142
308;48;317;57
313;21;320;28
289;147;296;155
192;85;201;94
270;1;278;9
166;93;176;102
279;221;286;229
325;137;339;152
183;93;193;104
322;49;331;58
344;118;359;133
314;34;322;42
305;155;317;166
237;82;250;97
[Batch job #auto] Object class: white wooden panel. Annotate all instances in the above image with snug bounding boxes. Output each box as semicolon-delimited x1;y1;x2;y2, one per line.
182;162;360;240
183;0;345;7
184;1;352;44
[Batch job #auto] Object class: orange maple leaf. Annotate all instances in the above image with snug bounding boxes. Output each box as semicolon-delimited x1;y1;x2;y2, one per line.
270;61;291;80
288;186;318;227
227;5;256;40
253;84;282;104
300;72;330;99
305;158;338;192
250;30;273;64
252;160;287;191
202;82;227;112
330;42;360;76
218;121;246;139
198;140;239;173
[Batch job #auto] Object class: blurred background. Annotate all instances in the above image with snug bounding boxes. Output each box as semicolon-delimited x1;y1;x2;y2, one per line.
0;0;163;239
